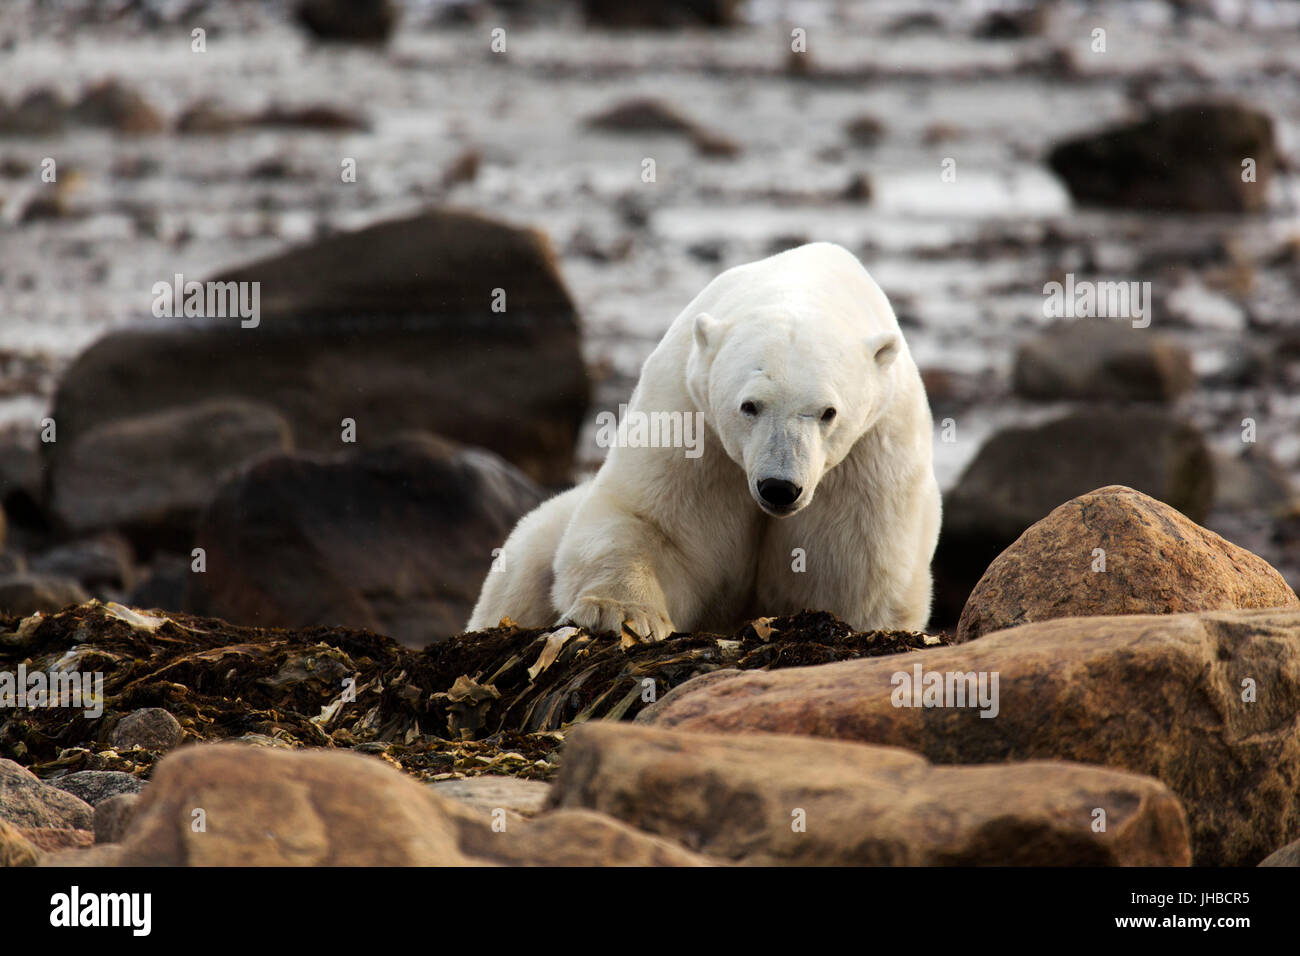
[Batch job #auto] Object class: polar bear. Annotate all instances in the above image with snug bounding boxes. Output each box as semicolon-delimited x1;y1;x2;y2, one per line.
468;242;941;639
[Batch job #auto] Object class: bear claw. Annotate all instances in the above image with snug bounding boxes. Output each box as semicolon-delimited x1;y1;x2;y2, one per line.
562;596;674;643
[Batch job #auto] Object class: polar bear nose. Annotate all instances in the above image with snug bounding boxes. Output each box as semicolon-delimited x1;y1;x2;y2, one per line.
757;478;802;510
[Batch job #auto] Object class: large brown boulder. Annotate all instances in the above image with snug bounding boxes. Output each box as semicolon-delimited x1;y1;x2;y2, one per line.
185;434;545;645
0;759;94;831
0;819;39;867
931;409;1213;629
550;723;1189;866
1260;839;1300;867
47;399;292;552
646;608;1300;866
1047;101;1276;213
51;743;477;866
48;209;589;488
47;742;709;867
957;485;1298;642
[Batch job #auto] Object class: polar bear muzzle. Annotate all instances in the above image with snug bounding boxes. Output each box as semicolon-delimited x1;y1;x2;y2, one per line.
756;477;802;514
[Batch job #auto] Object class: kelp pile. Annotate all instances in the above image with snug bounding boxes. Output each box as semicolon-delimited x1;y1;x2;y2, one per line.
0;602;945;783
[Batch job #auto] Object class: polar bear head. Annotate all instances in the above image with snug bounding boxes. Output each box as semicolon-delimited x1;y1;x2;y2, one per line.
686;304;901;517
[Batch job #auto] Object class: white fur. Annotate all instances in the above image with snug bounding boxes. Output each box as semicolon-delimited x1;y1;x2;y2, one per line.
467;243;942;637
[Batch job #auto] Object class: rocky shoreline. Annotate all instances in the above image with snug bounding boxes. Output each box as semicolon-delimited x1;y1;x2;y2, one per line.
3;0;1300;870
1;484;1297;867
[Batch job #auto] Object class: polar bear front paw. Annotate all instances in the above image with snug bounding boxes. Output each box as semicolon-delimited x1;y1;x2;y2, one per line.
562;596;674;643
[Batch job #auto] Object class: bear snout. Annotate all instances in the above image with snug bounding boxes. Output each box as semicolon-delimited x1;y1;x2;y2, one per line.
756;477;803;513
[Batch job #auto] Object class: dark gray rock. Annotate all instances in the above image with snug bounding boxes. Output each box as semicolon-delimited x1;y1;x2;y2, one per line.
50;771;144;808
0;574;89;616
294;0;398;44
30;533;136;594
47;399;293;553
126;553;192;612
1013;321;1194;402
581;0;740;28
931;408;1213;629
186;434;544;646
48;210;588;488
109;708;185;753
1048;101;1276;213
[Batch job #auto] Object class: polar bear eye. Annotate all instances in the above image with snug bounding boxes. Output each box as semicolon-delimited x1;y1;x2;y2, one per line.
821;407;837;422
740;401;758;416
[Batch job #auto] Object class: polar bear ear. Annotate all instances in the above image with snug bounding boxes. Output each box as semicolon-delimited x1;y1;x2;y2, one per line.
867;332;900;370
692;311;727;352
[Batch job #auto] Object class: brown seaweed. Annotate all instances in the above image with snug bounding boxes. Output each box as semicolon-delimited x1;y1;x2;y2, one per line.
0;602;946;783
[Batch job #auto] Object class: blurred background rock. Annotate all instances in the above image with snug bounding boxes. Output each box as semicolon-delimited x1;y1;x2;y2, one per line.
1;0;1298;642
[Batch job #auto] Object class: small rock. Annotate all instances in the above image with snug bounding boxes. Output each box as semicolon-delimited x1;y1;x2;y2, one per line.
691;128;741;158
294;0;398;43
109;708;184;753
93;793;139;845
50;771;143;807
441;148;480;189
921;122;963;145
19;828;93;854
587;97;698;136
0;819;39;866
0;759;94;830
841;172;872;201
973;7;1048;39
586;97;738;157
844;115;885;148
248;156;293;180
886;11;942;34
455;807;714;866
17;193;71;223
0;88;68;136
70;80;164;135
253;104;368;131
1260;839;1300;867
430;776;551;817
580;0;739;28
174;100;244;135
